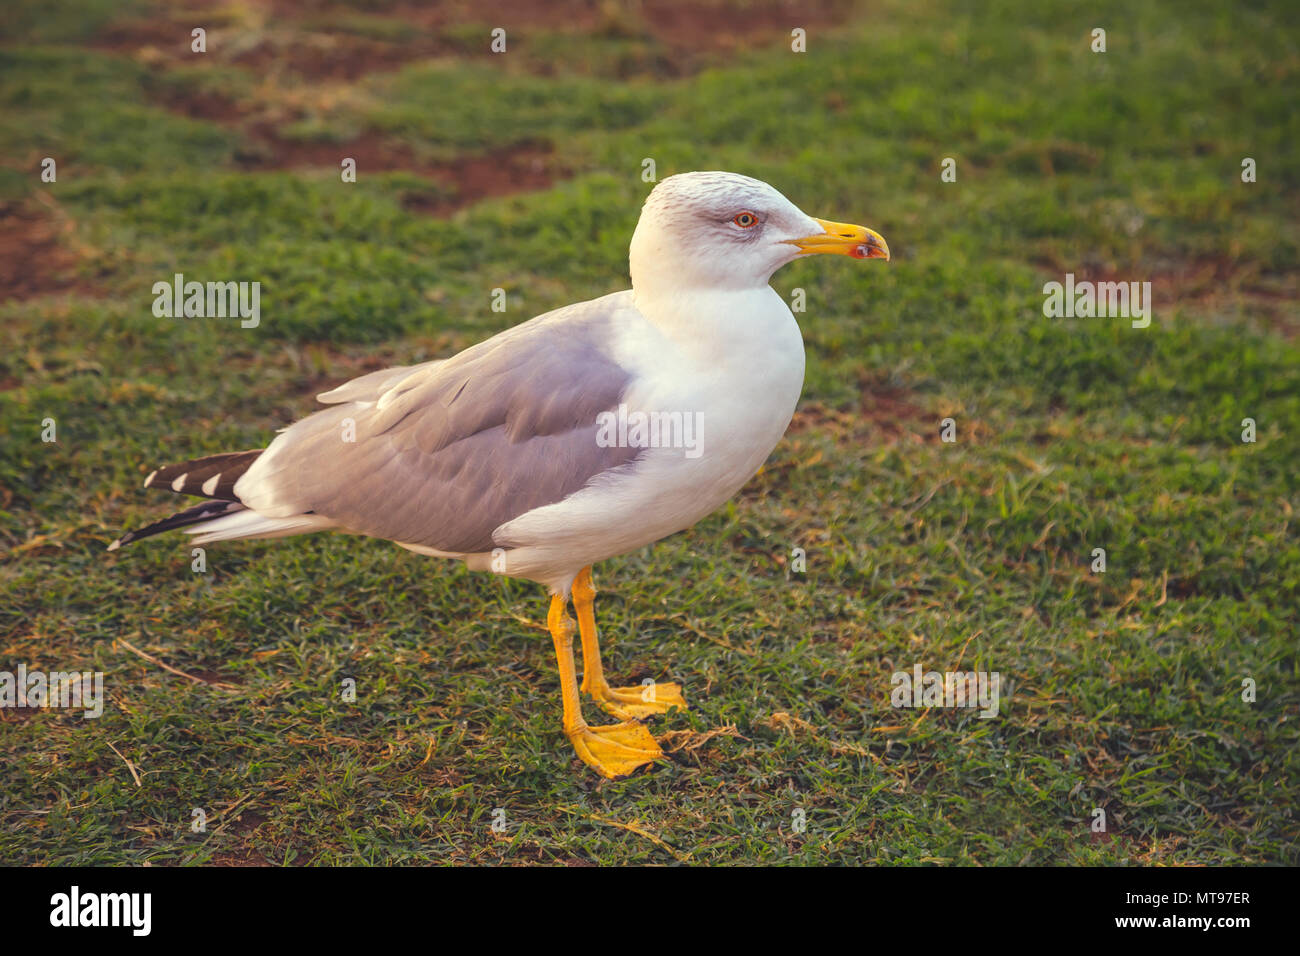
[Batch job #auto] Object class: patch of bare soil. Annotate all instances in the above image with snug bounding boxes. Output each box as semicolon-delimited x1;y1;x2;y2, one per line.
0;199;101;303
400;142;557;215
91;2;555;79
789;378;932;446
1033;257;1299;339
231;123;417;171
639;0;858;51
856;379;932;442
298;0;860;53
228;32;449;81
202;849;274;866
278;0;858;48
139;78;562;215
92;17;199;56
148;82;248;124
95;0;860;79
234;123;559;214
227;808;268;834
0;705;40;723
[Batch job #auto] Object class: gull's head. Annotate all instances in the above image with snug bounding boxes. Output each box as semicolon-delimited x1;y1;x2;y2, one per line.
629;171;888;294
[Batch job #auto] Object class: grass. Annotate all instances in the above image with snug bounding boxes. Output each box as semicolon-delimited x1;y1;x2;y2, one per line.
1;0;1297;865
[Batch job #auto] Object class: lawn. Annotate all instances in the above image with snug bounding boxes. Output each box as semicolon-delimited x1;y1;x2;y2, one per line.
0;0;1296;865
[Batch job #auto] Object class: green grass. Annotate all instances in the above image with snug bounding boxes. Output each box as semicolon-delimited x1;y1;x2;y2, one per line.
1;0;1297;864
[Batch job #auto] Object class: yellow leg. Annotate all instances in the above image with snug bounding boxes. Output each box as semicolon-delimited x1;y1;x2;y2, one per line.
547;593;662;779
573;567;688;721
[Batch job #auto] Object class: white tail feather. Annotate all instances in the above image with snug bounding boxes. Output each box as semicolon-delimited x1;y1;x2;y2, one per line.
187;510;335;544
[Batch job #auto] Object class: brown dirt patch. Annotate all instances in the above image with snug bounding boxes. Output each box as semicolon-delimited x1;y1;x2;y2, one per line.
266;0;607;33
232;124;417;171
279;0;859;54
92;18;200;57
232;125;560;215
788;378;932;446
401;143;558;215
227;808;268;835
148;81;248;124
94;20;470;81
857;378;932;441
0;705;41;723
202;849;275;866
1033;257;1299;339
137;76;563;216
90;2;558;79
0;199;102;303
94;0;860;80
228;33;444;82
639;0;858;52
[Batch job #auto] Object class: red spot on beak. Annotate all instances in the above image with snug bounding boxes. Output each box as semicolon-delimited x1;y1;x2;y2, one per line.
853;243;889;260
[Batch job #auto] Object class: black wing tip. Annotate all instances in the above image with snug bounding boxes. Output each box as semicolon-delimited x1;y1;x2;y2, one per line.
140;450;263;500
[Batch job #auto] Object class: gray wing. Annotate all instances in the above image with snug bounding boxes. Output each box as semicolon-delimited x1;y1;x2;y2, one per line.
235;292;640;553
315;364;427;405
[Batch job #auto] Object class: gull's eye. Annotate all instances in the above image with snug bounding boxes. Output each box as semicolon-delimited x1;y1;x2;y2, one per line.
733;211;760;228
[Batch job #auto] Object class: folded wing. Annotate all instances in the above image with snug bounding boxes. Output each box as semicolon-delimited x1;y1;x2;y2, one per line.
231;293;642;553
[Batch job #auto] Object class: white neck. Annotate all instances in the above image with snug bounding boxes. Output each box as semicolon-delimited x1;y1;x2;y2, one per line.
623;284;802;395
625;211;806;381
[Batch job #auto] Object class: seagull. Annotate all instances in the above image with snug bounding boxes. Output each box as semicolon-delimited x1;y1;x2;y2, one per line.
108;171;889;778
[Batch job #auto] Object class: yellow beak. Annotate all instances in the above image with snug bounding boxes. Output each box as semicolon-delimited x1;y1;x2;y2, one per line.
784;217;890;261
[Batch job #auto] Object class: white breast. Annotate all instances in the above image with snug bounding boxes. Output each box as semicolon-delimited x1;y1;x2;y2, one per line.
495;286;805;589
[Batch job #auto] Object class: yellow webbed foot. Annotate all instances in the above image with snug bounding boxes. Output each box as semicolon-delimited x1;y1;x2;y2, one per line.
588;680;688;720
571;567;689;723
567;720;664;778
